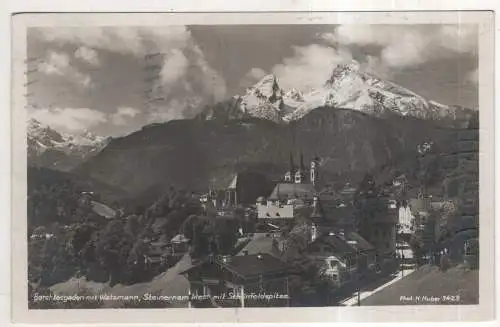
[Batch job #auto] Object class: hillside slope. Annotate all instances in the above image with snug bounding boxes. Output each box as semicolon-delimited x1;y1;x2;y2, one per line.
76;108;449;197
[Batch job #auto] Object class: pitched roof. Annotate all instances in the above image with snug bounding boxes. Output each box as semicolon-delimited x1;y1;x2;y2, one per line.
222;254;292;278
311;233;356;255
312;230;375;254
227;175;238;189
236;233;282;258
345;232;375;251
180;254;293;279
268;183;316;201
171;234;189;243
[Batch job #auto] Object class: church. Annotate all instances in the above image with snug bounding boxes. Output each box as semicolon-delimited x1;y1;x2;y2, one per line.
256;153;320;222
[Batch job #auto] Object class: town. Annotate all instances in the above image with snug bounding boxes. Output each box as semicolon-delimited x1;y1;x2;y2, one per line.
27;136;479;309
24;22;481;310
64;151;472;308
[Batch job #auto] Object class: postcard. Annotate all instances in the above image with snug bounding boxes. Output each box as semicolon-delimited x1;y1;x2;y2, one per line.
10;11;495;323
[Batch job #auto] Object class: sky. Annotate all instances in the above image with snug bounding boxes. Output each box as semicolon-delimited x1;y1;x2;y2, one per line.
26;24;479;137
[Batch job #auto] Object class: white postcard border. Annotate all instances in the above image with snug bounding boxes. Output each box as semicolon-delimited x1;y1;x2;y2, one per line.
10;11;496;324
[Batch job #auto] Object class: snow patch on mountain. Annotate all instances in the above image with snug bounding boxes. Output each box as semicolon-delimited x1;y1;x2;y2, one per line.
283;62;448;121
28;118;110;170
28;118;108;152
200;60;474;126
235;74;285;123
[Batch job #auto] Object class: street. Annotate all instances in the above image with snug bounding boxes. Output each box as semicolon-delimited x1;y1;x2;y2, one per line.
339;268;416;306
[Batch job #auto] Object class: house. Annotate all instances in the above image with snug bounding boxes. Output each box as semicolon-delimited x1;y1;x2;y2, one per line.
144;234;191;268
357;195;399;256
322;200;357;232
306;230;376;286
338;183;357;204
180;254;296;307
236;233;283;258
169;234;190;255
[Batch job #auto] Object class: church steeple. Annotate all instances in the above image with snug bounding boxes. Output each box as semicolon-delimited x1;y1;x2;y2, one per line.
310;195;324;221
284;152;295;183
294;151;306;184
310;156;319;186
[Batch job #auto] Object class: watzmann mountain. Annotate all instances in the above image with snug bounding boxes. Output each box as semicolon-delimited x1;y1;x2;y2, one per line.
33;61;477;199
200;61;475;126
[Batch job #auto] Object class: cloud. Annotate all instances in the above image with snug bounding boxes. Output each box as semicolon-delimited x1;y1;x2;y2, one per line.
272;44;353;91
466;68;478;85
159;49;189;86
38;50;93;88
141;43;227;123
34;26;191;56
38;51;70;75
239;67;268;88
34;26;228;125
35;26;226;120
74;46;100;66
110;107;140;125
29;107;107;132
147;97;203;123
321;25;477;69
190;44;227;102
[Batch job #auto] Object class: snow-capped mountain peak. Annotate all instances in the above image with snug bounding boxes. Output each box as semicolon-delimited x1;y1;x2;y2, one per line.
236;74;285;122
27;118;110;171
283;60;456;121
200;60;474;125
247;74;282;98
324;62;362;87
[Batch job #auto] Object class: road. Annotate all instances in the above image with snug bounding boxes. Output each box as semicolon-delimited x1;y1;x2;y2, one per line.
340;268;416;306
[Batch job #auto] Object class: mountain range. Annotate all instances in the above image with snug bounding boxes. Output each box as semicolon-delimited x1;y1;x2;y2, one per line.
28;61;478;203
28;118;110;171
199;61;475;126
76;109;458;199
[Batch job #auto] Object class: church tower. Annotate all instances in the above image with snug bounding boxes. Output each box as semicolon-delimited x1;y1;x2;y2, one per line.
294;152;306;184
310;157;319;186
310;195;324;242
284;152;295;183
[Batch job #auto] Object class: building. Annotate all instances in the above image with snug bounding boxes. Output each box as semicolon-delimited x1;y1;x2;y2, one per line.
398;205;414;236
363;197;399;256
306;230;376;286
256;153;320;223
180;254;296;307
392;174;409;196
338;183;357;205
223;172;274;207
236;233;283;258
145;234;191;268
